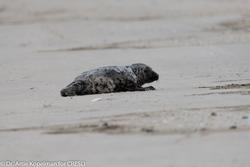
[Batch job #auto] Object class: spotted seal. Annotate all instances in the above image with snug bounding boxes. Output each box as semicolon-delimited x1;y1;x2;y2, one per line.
60;63;159;97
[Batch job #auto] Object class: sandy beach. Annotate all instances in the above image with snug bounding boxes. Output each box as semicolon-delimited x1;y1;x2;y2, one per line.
1;0;250;166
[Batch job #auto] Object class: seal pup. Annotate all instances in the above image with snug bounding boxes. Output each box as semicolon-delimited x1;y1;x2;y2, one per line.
60;63;159;97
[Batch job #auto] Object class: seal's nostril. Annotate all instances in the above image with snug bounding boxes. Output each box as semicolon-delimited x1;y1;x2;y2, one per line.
60;90;67;97
153;73;159;80
156;74;159;80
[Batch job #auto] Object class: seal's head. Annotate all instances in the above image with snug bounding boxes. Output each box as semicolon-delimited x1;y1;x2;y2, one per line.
60;80;88;97
130;63;159;86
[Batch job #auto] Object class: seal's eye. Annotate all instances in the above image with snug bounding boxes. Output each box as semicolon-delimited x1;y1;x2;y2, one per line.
75;81;86;88
144;67;151;74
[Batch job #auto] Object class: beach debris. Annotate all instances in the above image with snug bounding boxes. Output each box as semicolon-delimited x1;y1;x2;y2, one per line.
211;112;217;116
199;83;250;90
200;127;207;131
141;127;154;133
242;116;248;119
43;104;52;108
91;98;102;102
229;125;237;130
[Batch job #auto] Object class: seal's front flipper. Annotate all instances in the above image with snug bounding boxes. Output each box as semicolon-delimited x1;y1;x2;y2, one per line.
143;86;156;91
134;86;155;91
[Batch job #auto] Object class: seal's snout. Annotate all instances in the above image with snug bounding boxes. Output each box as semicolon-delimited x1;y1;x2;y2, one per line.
154;72;159;81
60;89;67;97
151;71;159;81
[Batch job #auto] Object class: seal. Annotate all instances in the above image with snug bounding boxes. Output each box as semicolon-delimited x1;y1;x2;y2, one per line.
60;63;159;97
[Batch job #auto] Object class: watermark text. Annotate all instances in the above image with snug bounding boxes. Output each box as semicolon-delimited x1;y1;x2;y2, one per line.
0;160;86;167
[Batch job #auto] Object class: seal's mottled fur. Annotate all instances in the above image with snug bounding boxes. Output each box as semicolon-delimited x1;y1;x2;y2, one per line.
60;63;159;97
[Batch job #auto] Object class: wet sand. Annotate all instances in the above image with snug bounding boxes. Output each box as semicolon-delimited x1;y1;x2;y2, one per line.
0;0;250;166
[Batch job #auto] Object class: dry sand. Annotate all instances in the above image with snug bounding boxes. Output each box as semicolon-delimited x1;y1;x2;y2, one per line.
0;0;250;166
